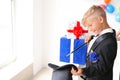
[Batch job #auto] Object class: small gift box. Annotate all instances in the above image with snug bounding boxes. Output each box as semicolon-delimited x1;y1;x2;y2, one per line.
89;50;99;63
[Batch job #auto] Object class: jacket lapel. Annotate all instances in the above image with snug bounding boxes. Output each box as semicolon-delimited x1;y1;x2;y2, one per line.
89;31;115;52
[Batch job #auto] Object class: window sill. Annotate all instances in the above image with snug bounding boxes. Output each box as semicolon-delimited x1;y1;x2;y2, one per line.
0;58;33;80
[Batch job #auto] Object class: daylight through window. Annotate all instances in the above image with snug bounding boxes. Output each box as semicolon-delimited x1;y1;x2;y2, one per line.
0;0;16;69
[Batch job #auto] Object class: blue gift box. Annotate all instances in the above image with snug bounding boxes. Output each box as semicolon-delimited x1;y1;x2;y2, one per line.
73;39;87;65
60;37;71;63
89;52;98;62
60;37;87;64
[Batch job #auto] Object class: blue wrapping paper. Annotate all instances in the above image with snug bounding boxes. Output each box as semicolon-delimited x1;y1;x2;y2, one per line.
89;51;98;63
60;37;71;63
73;39;87;65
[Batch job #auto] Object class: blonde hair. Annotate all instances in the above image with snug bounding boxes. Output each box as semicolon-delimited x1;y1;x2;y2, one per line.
82;5;106;26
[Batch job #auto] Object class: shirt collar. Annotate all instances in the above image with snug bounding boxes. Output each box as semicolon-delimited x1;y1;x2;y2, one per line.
99;28;113;36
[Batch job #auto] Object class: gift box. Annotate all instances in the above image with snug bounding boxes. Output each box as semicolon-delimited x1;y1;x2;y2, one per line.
60;37;87;64
60;21;88;64
60;37;71;63
73;39;87;65
89;51;98;63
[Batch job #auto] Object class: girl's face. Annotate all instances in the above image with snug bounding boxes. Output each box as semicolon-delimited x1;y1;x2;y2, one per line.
86;16;103;35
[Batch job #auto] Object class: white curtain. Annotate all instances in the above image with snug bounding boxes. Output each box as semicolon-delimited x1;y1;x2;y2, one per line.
0;0;16;68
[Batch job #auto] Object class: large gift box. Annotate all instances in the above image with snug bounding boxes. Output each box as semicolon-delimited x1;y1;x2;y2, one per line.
59;21;88;65
60;36;87;65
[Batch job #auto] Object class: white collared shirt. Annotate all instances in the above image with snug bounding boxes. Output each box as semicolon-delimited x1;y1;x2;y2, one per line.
87;28;113;52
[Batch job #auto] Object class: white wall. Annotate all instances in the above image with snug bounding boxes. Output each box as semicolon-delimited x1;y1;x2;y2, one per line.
113;42;120;80
15;0;33;62
33;0;43;74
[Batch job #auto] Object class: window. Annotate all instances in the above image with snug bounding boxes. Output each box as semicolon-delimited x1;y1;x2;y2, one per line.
0;0;16;69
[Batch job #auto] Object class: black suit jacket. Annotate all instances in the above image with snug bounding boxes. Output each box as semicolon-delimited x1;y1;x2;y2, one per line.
82;31;117;80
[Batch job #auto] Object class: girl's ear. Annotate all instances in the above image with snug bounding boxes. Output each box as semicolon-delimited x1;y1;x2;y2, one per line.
98;16;104;23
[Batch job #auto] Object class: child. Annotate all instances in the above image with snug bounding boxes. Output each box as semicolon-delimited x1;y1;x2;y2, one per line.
71;5;117;80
